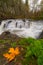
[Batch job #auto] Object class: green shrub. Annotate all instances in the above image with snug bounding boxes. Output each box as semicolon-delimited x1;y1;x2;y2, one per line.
18;37;35;45
11;42;16;47
24;38;43;65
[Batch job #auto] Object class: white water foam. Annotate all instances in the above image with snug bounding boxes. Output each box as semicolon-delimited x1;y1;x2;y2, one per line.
0;19;43;39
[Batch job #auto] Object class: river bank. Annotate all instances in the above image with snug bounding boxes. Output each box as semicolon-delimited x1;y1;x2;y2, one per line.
0;19;43;65
0;32;43;65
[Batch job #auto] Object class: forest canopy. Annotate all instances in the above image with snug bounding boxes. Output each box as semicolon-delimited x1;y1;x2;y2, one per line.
0;0;43;20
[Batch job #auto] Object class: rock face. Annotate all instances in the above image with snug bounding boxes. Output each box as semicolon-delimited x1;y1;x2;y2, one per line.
0;31;21;41
38;31;43;39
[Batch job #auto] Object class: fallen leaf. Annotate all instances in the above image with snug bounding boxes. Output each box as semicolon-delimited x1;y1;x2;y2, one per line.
14;47;20;55
3;53;11;60
8;48;15;53
3;47;20;62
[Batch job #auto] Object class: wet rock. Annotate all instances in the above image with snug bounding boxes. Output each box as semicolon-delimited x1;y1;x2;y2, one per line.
38;31;43;39
0;22;1;25
0;31;21;41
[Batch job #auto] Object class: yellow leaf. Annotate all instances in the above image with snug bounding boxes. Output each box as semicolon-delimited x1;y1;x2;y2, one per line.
8;54;15;61
14;47;20;55
8;48;15;53
3;47;20;62
3;53;11;60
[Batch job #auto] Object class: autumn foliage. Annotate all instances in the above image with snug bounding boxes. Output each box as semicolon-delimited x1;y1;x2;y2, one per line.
3;47;20;62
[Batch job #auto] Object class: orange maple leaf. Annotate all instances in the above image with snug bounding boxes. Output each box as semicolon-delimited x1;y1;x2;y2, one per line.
3;53;11;60
14;47;20;55
3;47;20;62
8;48;15;53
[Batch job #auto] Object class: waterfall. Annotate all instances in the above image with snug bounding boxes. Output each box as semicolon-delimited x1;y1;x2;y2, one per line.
0;19;43;39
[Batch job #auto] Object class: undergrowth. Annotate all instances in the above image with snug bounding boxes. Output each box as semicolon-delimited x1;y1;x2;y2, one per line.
0;38;43;65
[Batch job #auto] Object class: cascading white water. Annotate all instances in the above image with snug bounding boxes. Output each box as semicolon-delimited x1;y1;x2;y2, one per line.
0;19;43;39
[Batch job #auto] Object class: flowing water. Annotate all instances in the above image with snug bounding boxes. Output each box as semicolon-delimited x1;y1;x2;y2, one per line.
0;19;43;39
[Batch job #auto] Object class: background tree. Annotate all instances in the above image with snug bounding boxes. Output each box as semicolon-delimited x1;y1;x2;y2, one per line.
25;0;28;6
